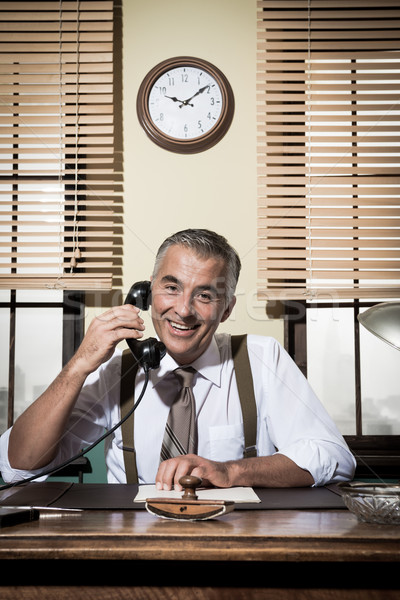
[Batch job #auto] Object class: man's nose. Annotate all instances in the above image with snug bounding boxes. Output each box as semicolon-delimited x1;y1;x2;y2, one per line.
175;292;194;318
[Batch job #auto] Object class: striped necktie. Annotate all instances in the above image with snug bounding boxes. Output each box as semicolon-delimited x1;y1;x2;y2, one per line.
160;367;197;461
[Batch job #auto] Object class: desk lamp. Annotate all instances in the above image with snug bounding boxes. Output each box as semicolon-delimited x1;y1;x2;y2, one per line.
339;301;400;524
357;301;400;351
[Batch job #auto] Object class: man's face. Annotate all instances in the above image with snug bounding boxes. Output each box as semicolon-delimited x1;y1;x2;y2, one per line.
151;245;235;365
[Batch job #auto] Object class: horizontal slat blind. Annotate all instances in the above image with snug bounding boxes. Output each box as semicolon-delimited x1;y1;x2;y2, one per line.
0;0;121;291
257;0;400;300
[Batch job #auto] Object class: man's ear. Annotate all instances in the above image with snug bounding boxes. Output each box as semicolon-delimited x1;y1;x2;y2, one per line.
221;296;236;323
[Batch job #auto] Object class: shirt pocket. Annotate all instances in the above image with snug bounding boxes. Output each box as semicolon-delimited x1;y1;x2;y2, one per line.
208;423;245;461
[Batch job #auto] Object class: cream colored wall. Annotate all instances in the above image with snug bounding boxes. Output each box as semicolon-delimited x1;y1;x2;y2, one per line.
88;0;283;345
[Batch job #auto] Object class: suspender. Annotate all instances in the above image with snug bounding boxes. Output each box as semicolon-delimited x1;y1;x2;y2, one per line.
120;334;258;484
120;349;139;485
230;335;258;459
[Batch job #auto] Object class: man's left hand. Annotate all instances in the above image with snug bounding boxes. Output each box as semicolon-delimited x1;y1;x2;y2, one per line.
155;452;315;491
155;454;232;491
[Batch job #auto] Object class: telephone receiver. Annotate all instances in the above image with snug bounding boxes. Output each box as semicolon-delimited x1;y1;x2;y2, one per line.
124;281;166;370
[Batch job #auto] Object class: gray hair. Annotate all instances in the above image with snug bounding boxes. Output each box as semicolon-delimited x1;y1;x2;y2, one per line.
152;229;241;304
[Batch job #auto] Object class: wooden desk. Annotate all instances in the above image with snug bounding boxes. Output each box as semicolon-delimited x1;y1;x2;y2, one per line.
0;507;399;599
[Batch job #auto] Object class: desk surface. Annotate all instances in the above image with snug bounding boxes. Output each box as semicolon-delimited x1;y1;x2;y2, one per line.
0;506;399;562
0;505;399;599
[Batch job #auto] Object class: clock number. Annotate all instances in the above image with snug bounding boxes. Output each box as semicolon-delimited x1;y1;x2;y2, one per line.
168;76;174;86
181;74;188;83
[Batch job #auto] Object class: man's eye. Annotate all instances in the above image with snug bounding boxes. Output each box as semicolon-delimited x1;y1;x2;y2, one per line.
197;292;213;303
166;285;179;294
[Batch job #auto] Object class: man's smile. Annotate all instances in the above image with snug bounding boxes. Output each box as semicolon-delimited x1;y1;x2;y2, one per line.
167;319;201;333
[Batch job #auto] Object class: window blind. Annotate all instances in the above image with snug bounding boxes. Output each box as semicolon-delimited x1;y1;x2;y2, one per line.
257;0;400;300
0;0;121;291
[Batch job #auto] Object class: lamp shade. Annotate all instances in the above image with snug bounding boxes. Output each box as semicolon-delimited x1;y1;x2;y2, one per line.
358;302;400;351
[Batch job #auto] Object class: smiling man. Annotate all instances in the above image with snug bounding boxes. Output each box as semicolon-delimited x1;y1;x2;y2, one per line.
150;242;236;366
0;229;356;489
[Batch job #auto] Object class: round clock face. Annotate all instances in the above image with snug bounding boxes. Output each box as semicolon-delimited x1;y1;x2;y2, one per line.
148;66;223;140
137;57;234;154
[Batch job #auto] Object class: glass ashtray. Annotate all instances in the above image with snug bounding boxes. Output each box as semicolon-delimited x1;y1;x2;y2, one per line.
338;482;400;524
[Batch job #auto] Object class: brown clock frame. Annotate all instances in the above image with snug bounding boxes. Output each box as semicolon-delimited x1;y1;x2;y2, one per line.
136;56;234;154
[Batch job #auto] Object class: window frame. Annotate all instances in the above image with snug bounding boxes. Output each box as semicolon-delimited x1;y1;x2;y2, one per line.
257;1;400;478
2;290;84;429
282;299;400;478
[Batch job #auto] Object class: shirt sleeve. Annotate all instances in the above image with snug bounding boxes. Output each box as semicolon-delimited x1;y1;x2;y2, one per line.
249;335;356;486
0;427;52;483
0;350;122;484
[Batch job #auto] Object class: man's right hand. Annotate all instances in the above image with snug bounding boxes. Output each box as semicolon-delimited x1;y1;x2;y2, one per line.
73;304;145;376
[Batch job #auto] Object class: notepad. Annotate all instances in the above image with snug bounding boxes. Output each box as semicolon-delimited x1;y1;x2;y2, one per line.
134;485;261;504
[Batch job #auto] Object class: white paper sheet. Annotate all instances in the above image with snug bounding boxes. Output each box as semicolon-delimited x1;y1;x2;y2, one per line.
134;484;261;503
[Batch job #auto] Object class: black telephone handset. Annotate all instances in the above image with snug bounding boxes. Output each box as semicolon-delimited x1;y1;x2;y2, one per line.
124;281;166;370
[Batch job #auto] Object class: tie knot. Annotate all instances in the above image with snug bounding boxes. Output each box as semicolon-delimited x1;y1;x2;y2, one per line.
174;367;196;388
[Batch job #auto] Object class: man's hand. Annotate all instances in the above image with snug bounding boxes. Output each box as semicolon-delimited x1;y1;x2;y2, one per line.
156;454;232;491
73;304;145;376
155;453;315;491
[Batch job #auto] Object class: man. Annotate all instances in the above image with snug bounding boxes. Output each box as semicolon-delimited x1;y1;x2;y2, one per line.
0;229;355;490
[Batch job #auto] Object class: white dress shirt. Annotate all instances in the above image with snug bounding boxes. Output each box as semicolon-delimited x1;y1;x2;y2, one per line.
0;333;356;485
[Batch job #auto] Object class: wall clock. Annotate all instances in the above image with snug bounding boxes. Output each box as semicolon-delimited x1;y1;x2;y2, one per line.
136;56;234;154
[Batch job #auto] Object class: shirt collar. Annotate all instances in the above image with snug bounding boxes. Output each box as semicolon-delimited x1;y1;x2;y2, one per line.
149;335;222;388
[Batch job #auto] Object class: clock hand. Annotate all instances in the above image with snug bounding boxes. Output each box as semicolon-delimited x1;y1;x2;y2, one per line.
165;95;194;108
191;85;210;100
180;85;210;107
165;95;189;105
